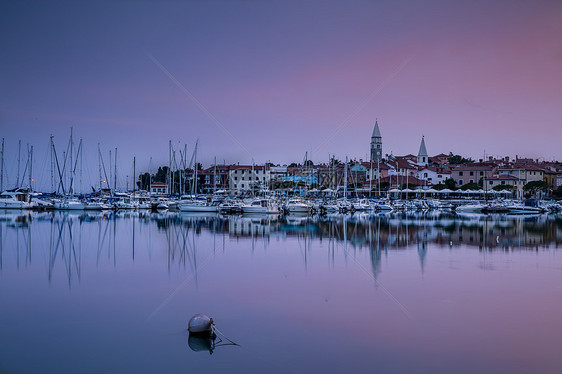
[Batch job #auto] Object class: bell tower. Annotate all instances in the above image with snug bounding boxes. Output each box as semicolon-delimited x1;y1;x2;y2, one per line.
370;120;382;163
417;136;428;166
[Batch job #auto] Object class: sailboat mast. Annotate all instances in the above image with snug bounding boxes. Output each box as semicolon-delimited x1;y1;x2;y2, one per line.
193;141;198;196
214;156;217;194
29;145;33;192
50;136;54;193
344;156;348;199
70;127;73;194
98;143;102;192
168;140;171;195
114;147;117;192
78;139;82;194
0;138;4;191
133;156;136;196
16;140;21;188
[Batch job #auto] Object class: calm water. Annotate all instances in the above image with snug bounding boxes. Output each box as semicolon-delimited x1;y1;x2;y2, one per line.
1;210;562;374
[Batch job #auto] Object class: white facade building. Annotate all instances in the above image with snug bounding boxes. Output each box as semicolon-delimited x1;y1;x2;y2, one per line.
228;166;270;194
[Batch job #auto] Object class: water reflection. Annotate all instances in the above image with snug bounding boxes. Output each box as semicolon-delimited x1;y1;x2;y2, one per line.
1;210;561;286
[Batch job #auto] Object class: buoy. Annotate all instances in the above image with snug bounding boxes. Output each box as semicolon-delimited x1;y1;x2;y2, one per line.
188;314;214;334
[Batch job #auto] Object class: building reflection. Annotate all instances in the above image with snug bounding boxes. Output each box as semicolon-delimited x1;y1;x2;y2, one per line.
0;210;561;285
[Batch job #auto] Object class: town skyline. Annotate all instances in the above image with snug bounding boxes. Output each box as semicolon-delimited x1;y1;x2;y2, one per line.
1;0;562;172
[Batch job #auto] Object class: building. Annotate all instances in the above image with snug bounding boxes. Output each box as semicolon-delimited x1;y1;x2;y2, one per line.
370;120;382;163
198;165;229;194
430;153;450;166
416;167;451;185
484;175;524;196
496;164;546;185
150;181;168;195
228;165;269;194
417;136;428;166
450;165;495;186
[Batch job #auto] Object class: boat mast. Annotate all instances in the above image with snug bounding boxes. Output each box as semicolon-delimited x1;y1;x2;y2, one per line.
344;156;348;199
78;139;83;194
16;140;21;189
0;138;4;192
114;147;117;193
133;156;136;197
98;143;102;192
168;140;171;195
29;145;33;192
369;158;372;198
50;136;54;193
70;127;74;194
214;156;217;194
193;140;199;196
377;158;381;198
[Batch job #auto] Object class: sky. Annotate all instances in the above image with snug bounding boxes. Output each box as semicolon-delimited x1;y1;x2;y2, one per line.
1;0;561;191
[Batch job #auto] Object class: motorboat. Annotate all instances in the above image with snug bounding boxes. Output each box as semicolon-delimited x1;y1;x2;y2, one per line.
178;197;219;212
284;198;312;214
0;191;32;209
241;198;280;214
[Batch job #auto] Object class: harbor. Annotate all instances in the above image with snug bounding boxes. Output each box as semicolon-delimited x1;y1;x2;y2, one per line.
2;0;562;372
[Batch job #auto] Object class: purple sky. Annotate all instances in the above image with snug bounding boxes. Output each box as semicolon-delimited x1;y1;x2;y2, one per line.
1;0;561;190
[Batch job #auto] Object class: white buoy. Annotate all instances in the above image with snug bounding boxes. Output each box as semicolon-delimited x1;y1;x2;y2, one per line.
188;314;214;334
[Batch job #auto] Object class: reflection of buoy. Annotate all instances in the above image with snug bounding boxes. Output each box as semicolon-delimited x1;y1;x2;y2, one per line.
188;334;215;354
188;314;214;334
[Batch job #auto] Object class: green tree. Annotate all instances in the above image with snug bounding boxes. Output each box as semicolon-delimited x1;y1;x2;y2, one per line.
444;178;457;190
460;182;479;190
154;166;168;183
137;172;151;190
492;185;514;191
523;180;548;193
448;153;474;165
554;186;562;198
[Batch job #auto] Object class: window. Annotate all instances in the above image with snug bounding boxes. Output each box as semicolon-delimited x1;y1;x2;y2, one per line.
480;171;484;176
489;181;493;185
459;172;464;176
470;171;474;176
438;174;442;178
459;180;463;185
501;181;505;185
469;179;474;183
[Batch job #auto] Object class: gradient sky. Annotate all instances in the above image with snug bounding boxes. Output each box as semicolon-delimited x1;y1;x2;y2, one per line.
1;0;561;190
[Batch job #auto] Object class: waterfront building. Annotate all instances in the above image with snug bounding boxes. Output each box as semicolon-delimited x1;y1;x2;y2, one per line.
228;165;269;194
416;166;451;185
484;175;524;195
450;165;495;186
150;181;168;195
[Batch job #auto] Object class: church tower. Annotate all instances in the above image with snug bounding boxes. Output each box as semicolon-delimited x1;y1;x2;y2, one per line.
417;136;428;166
370;120;382;163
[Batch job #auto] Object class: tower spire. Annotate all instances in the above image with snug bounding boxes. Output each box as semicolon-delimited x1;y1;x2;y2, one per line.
370;120;382;163
417;136;428;166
